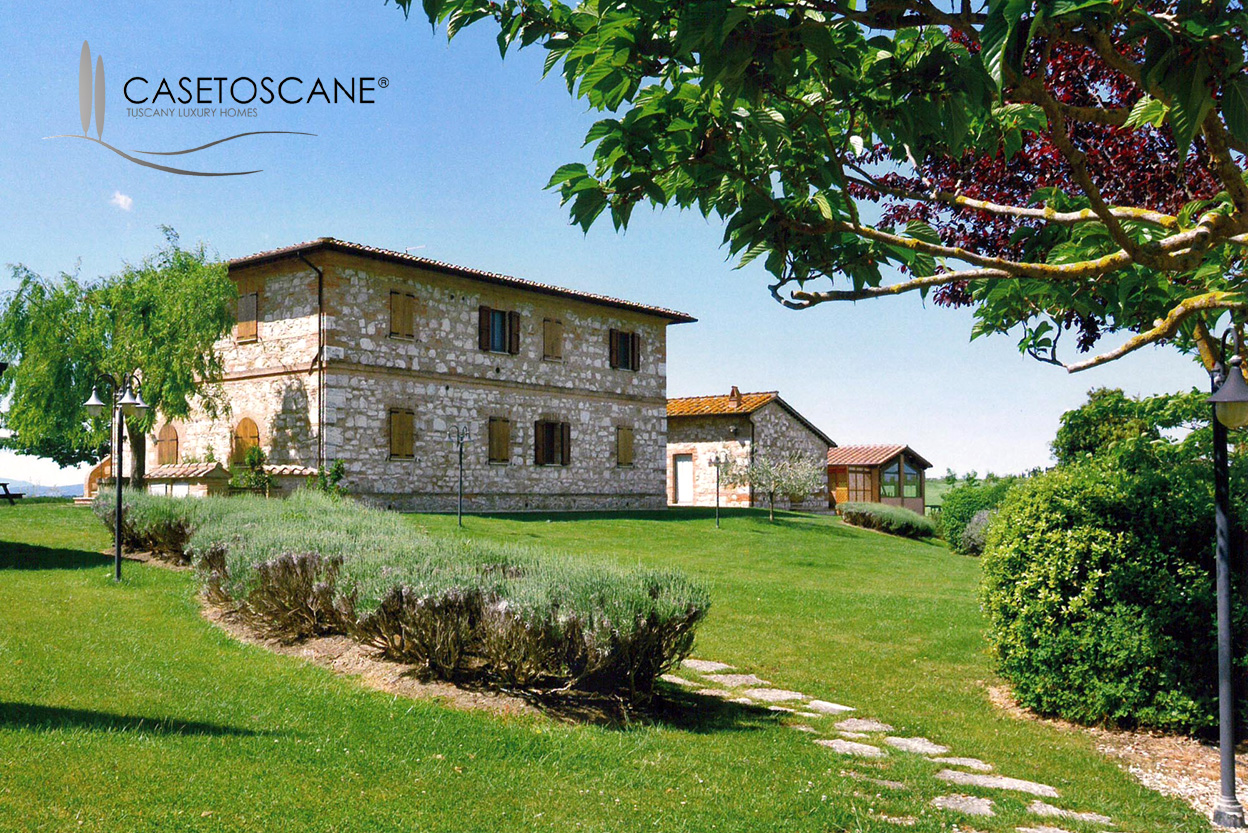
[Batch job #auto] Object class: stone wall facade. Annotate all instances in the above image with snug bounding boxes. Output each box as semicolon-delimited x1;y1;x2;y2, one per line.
146;248;678;511
665;402;832;510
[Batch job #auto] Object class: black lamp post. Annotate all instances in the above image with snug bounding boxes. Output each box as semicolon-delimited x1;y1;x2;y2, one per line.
708;452;727;529
448;425;470;528
84;373;150;582
1208;333;1248;829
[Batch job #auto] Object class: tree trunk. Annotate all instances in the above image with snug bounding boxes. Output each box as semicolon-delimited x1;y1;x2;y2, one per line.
127;419;146;488
768;492;775;522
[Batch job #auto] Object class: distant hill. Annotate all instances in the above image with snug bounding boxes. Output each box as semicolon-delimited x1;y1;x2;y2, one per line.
1;480;84;498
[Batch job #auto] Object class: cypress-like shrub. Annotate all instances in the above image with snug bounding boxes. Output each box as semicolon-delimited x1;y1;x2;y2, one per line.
940;478;1017;553
838;502;935;539
981;457;1248;736
96;490;710;702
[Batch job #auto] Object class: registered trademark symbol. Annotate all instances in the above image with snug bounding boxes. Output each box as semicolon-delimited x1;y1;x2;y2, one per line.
379;77;389;88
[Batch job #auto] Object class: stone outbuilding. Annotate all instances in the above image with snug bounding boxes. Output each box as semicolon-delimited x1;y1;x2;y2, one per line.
136;237;695;511
665;387;836;510
827;444;932;514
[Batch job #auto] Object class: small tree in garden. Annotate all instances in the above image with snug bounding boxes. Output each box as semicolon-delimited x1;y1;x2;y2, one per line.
727;451;825;522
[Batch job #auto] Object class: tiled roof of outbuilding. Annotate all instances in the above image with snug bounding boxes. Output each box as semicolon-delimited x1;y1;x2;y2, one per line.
146;463;230;480
228;238;696;324
666;391;779;417
826;445;932;469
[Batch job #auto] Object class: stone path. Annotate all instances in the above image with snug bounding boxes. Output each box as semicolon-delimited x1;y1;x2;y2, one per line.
673;656;1116;830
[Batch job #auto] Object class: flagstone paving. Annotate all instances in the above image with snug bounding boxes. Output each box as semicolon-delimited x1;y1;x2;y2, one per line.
885;736;950;755
668;656;1107;828
931;794;996;816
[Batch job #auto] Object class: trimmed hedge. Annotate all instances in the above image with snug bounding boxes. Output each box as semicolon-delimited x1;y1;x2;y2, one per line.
838;502;935;539
96;490;710;702
940;479;1017;554
981;459;1247;736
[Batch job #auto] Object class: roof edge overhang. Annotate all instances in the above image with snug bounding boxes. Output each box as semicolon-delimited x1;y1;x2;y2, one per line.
228;238;697;325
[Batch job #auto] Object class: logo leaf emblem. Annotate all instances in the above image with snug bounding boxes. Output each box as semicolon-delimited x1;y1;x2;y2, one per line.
94;55;105;140
78;41;91;136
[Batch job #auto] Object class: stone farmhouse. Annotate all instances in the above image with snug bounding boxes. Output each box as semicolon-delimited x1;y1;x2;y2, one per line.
133;237;696;511
666;387;836;510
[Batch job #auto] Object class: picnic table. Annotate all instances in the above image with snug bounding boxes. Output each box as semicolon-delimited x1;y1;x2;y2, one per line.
0;483;26;505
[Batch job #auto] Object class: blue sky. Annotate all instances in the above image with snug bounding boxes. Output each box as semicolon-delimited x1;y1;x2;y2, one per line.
0;1;1207;487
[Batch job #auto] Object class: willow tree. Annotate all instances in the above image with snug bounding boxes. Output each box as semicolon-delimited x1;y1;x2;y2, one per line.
394;0;1248;371
0;229;234;480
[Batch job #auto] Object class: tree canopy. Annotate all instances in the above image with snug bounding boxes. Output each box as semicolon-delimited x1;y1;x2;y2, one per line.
0;229;234;468
394;0;1248;371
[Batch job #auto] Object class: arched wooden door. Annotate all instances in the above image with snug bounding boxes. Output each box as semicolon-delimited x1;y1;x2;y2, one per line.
156;424;179;465
232;418;260;465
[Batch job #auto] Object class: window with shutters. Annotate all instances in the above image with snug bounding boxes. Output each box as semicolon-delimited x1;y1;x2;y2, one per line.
542;319;563;361
534;420;571;466
389;290;416;340
616;425;635;467
156;423;180;466
235;291;259;343
478;306;521;354
608;329;641;371
488;417;511;463
389;408;415;460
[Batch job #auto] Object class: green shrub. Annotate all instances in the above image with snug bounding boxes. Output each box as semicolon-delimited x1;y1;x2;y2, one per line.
940;478;1017;553
981;457;1248;736
92;490;230;564
838;502;935;539
99;490;710;702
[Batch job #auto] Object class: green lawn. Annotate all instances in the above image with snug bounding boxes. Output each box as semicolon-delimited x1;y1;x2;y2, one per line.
0;502;1207;832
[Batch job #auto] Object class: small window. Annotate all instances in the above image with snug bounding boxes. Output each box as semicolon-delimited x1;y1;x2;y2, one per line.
478;306;520;354
543;319;563;361
231;418;260;465
534;420;571;466
390;290;416;339
903;460;921;498
608;329;641;371
156;423;179;466
389;408;415;459
488;417;511;463
616;425;635;467
236;291;258;342
880;460;901;498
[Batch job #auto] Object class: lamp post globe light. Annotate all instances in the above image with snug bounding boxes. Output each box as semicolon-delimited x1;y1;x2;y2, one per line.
1207;337;1248;829
83;373;149;582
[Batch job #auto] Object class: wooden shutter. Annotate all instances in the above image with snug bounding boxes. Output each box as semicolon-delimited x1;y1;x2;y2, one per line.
391;292;415;338
489;418;510;463
508;310;521;354
478;306;492;351
543;319;562;360
390;409;413;459
629;333;640;370
608;328;620;368
616;426;634;467
236;292;258;341
534;420;546;465
559;422;571;466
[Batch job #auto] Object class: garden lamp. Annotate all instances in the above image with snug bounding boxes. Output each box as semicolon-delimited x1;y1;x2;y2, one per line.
1210;355;1248;429
84;386;108;419
117;383;142;416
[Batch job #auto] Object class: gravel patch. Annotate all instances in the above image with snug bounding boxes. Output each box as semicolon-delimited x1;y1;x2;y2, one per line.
835;718;894;733
808;699;855;714
936;769;1059;798
703;673;770;687
743;687;806;702
885;736;950;755
929;756;993;772
683;659;734;673
815;738;887;758
931;794;995;816
1027;801;1111;825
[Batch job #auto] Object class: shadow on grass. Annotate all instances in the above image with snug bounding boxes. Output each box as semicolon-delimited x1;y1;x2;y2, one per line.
0;542;110;571
0;702;278;737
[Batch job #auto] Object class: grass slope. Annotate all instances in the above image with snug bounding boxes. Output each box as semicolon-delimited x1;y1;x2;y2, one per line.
0;504;1206;832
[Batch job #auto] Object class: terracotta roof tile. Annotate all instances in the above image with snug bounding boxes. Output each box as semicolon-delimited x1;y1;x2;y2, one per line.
826;445;931;468
263;464;318;477
146;463;230;480
229;238;696;324
667;391;779;417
